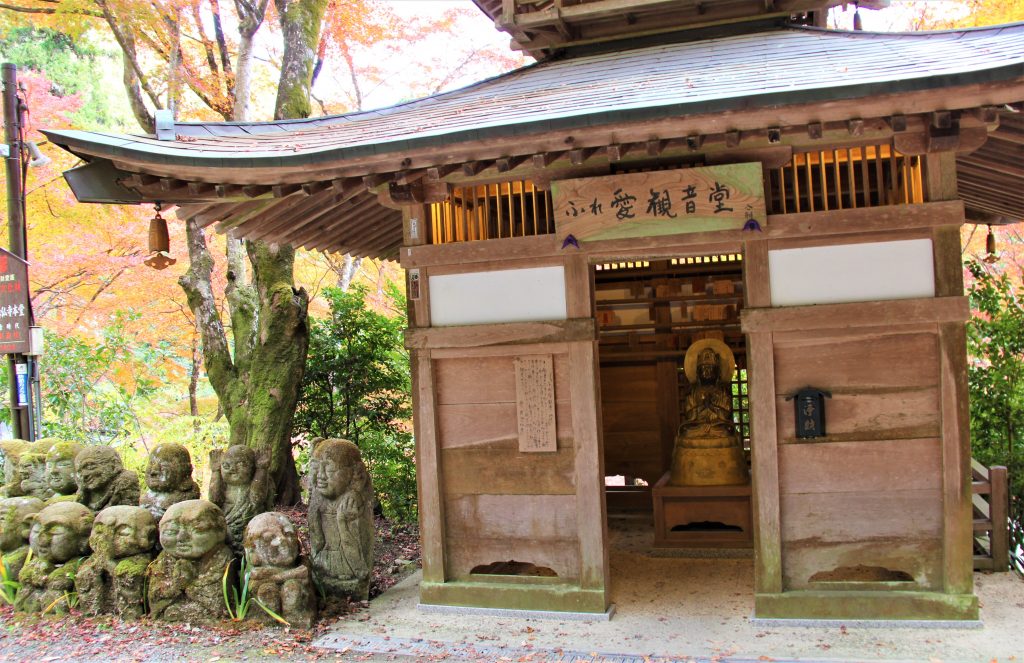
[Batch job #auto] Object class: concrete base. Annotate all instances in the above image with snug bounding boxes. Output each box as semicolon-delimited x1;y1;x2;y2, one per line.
755;590;980;621
750;616;983;629
418;601;616;622
420;579;608;614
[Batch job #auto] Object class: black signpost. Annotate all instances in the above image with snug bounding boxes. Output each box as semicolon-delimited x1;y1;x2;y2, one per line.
3;63;35;441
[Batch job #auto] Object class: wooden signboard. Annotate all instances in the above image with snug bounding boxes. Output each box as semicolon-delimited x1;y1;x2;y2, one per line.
0;248;30;354
515;355;557;453
552;162;765;242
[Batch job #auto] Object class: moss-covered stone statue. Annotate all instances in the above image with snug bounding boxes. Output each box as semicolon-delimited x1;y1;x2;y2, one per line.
308;439;373;601
209;445;271;555
140;443;200;522
75;446;140;512
243;512;316;629
18;450;53;501
147;499;233;622
44;439;83;504
75;505;157;619
17;501;94;614
0;496;44;580
0;440;27;497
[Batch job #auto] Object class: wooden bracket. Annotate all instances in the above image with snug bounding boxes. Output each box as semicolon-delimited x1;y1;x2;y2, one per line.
272;183;301;198
686;134;704;151
379;179;451;209
807;122;823;140
724;130;741;148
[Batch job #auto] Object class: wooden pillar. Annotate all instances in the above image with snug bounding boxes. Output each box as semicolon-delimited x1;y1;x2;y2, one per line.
412;349;446;583
565;254;609;601
743;239;783;595
939;321;973;595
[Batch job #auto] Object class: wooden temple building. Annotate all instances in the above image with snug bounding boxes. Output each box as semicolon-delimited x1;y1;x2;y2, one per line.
46;1;1024;621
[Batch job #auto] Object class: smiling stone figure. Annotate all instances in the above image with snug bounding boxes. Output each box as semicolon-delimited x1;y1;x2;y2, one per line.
209;445;271;555
75;446;140;512
308;439;373;602
0;496;44;580
75;505;157;619
44;440;83;504
146;499;232;622
16;501;94;614
140;443;200;521
243;512;316;628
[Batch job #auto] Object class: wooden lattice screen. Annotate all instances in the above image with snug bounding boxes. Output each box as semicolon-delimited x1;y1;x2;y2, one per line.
766;145;924;215
428;180;554;244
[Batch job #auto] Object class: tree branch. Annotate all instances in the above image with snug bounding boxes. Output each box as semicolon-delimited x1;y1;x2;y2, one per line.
179;217;237;413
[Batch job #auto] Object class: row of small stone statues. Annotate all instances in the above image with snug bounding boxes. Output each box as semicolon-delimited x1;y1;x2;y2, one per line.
0;438;374;629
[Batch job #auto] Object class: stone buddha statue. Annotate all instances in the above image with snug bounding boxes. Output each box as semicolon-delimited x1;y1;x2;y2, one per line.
140;443;201;522
44;440;83;504
76;505;157;619
0;496;44;580
17;501;95;614
208;445;272;556
243;512;317;629
0;440;27;497
18;450;53;501
670;339;749;486
147;499;233;622
75;446;140;512
308;439;373;601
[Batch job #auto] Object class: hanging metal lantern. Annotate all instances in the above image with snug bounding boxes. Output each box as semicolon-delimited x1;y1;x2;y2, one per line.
144;203;177;270
984;224;999;264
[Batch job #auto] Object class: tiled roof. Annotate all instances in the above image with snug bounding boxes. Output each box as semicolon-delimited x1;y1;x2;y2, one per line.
45;23;1024;171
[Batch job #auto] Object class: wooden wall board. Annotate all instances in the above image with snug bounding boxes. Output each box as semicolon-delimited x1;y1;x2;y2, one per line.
406;318;595;350
437;401;574;448
780;490;943;543
781;539;943;591
601;401;659;431
773;332;940;393
446;537;582;581
445;494;579;542
742;296;969;333
599;364;659;402
441;439;576;495
435;354;570;406
778;438;942;495
774;388;941;443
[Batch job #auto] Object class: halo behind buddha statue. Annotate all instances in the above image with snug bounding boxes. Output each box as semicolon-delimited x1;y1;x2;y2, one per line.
670;338;749;486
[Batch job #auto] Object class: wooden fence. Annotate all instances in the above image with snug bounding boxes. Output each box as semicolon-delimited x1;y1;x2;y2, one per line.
972;458;1010;571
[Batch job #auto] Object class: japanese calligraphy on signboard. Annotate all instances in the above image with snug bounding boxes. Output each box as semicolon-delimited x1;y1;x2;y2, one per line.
0;247;29;354
552;162;766;242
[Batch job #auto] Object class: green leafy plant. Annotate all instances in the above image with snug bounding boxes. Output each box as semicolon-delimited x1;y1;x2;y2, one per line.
222;557;288;625
295;283;416;521
0;550;26;606
41;591;78;616
966;260;1024;572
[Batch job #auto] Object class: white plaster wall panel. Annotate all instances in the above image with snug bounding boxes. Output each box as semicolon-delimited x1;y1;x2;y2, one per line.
429;266;568;326
768;239;936;307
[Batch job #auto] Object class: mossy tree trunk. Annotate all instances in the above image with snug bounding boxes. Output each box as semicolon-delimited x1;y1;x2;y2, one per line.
179;0;325;504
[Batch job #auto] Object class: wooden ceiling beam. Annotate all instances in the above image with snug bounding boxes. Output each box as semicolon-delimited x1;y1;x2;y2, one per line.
256;197;345;244
332;177;362;200
568;147;598;166
462;160;495;177
217;194;301;233
243;188;337;242
293;195;383;249
272;183;302;197
186;182;215;196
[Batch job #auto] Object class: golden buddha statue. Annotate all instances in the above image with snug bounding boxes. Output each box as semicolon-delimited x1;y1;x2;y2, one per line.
670;339;749;486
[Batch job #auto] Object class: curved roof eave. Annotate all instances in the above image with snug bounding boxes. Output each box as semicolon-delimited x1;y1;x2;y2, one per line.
43;23;1024;175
